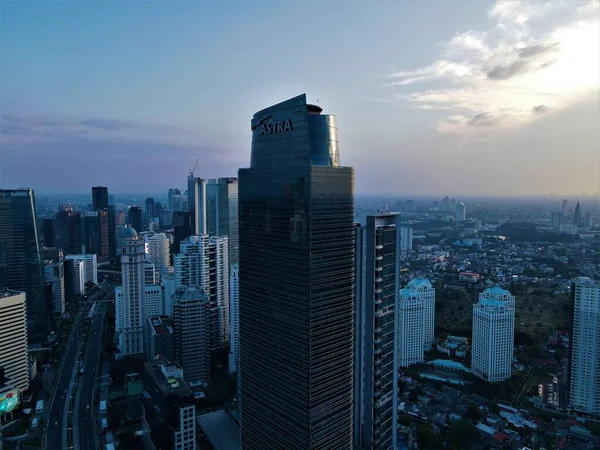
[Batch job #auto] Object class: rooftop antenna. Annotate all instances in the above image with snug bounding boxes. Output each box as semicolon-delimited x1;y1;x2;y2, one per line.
189;158;199;177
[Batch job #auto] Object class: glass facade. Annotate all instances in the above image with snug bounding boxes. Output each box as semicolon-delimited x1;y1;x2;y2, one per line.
239;94;355;450
206;178;239;264
0;189;47;340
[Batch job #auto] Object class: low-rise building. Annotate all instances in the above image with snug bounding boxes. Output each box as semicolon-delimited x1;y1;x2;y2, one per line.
142;356;196;450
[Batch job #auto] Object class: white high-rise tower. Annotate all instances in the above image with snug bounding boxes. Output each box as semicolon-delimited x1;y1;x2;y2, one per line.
471;287;515;382
569;277;600;414
406;279;435;350
0;290;30;392
455;201;466;222
398;287;425;367
142;232;171;280
174;235;229;349
115;227;146;356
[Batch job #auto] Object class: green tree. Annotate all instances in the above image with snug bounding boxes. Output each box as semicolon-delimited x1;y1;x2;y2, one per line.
465;404;482;424
417;424;442;450
445;421;478;450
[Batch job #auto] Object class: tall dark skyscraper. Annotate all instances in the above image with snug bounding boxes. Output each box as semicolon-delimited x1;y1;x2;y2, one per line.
0;189;47;339
92;186;109;210
129;206;143;233
145;197;156;230
355;214;400;449
573;201;582;227
239;94;355;450
83;210;109;262
91;187;115;259
206;177;239;264
56;206;82;254
43;218;56;247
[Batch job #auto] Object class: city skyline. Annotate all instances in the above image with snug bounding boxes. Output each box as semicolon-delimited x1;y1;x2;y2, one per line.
2;0;598;196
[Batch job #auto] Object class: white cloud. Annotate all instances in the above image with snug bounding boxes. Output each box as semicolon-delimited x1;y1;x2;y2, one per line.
386;0;600;136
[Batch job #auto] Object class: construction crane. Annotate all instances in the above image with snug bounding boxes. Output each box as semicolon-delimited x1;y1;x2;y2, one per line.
189;158;199;177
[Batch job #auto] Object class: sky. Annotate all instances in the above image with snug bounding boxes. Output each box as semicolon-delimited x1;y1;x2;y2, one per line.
1;0;599;196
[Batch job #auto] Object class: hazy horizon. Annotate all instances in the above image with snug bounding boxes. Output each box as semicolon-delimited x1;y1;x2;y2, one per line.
1;1;599;195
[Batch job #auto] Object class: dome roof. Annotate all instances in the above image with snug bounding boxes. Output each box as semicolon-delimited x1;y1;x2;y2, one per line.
124;226;138;237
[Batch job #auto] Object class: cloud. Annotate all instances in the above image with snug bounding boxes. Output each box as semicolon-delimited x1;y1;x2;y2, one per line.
518;41;559;59
468;112;500;127
0;113;245;191
1;113;192;146
532;104;550;115
486;59;529;80
385;0;600;136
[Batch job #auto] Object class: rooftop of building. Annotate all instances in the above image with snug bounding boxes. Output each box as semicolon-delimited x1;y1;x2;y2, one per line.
123;226;138;238
479;298;509;308
126;380;144;397
197;409;240;450
427;359;471;373
408;278;433;290
174;286;208;302
0;289;23;299
484;286;512;296
144;356;193;399
148;316;173;335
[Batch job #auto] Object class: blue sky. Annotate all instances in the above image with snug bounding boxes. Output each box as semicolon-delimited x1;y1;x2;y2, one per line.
1;1;598;195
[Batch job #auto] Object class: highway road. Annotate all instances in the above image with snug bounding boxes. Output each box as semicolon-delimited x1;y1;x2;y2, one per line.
74;300;108;450
45;309;86;450
45;281;116;450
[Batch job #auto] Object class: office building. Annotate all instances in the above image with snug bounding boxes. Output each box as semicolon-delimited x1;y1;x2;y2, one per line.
187;176;207;235
228;263;239;375
568;277;600;414
400;227;413;253
0;189;46;338
173;212;193;254
584;211;593;229
355;214;400;450
455;201;466;222
0;290;30;392
162;272;177;318
573;201;582;227
551;211;563;230
406;279;435;350
64;258;85;298
44;255;65;316
144;284;163;319
142;356;196;450
398;288;425;367
172;287;211;386
64;254;97;286
441;195;450;212
168;188;181;212
145;198;156;231
562;199;568;216
145;315;174;361
143;232;171;280
83;210;109;262
160;208;173;228
175;235;229;349
206;177;239;264
239;95;355;449
129;206;143;234
92;186;109;210
42;218;56;247
115;227;146;356
471;287;515;382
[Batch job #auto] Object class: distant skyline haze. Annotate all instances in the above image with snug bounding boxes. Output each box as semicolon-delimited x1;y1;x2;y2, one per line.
1;0;598;195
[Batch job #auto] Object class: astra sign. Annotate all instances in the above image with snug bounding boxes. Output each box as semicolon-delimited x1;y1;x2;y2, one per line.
259;120;293;135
